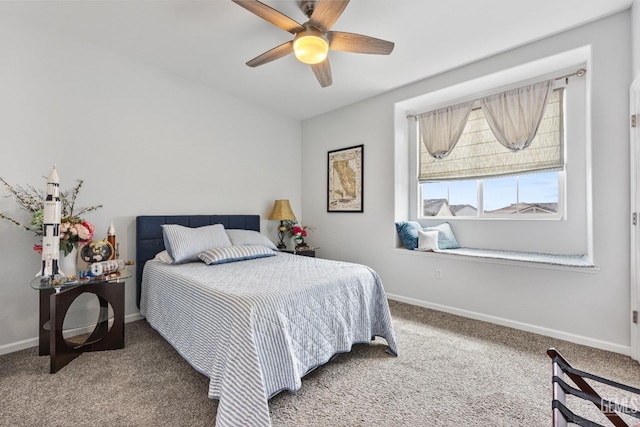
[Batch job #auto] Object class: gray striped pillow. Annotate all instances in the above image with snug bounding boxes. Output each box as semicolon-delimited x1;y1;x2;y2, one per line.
162;223;232;264
198;245;276;265
225;229;277;251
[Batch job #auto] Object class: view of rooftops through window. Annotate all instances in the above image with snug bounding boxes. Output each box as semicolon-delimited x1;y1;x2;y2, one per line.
421;171;559;217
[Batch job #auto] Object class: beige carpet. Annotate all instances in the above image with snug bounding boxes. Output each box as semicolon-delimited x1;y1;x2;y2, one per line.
1;300;639;426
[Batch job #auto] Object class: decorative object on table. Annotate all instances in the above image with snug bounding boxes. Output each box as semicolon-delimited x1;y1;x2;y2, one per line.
58;247;78;278
284;220;312;251
268;199;296;250
107;221;116;260
294;231;307;250
40;165;62;277
90;259;134;276
57;214;96;277
80;239;114;263
327;144;363;212
0;168;102;277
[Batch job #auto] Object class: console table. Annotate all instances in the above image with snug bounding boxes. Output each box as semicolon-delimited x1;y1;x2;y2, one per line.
30;270;129;373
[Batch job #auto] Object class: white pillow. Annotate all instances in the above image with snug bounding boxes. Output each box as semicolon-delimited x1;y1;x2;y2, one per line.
423;222;460;249
225;229;277;251
154;250;175;265
417;229;440;252
162;223;232;264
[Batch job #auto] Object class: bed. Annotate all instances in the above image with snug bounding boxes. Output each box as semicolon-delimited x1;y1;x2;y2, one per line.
136;214;398;427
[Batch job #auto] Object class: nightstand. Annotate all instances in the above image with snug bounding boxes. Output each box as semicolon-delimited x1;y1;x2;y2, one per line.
31;269;129;373
281;247;318;258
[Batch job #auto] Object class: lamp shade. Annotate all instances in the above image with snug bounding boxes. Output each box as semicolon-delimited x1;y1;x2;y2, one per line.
268;199;296;221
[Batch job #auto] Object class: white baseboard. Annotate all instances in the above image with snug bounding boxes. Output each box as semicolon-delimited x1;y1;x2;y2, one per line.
386;293;632;356
0;337;39;357
0;312;145;356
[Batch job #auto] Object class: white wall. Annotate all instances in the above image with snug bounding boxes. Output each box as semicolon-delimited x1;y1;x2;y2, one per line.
302;12;632;354
633;0;640;76
0;17;301;353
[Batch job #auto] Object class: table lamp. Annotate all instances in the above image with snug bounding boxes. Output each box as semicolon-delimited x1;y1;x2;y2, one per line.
268;199;296;250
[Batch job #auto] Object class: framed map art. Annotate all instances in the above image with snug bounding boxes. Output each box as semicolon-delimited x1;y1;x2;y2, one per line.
327;144;363;212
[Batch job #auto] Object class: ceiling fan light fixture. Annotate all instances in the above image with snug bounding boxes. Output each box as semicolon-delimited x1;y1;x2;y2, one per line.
293;27;329;65
234;0;394;87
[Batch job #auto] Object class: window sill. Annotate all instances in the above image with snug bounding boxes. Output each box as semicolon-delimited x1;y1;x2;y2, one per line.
392;247;598;273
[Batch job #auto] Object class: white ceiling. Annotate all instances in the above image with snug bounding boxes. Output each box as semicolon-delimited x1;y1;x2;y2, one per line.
1;0;633;120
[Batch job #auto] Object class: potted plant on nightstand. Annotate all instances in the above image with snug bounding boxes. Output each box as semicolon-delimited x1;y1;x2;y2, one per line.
284;220;312;251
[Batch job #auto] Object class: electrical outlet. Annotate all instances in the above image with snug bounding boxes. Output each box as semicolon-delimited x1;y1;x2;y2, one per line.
435;268;443;279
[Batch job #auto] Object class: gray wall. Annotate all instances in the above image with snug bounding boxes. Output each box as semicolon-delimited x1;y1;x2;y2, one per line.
301;12;632;354
0;17;302;353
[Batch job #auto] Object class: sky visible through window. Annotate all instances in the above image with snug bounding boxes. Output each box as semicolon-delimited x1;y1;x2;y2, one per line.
422;171;558;212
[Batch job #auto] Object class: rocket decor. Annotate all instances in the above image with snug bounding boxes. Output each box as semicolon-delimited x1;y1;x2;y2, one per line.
41;165;62;277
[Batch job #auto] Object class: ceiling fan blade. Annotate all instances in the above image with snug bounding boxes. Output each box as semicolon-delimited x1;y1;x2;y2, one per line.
329;31;394;55
311;58;333;87
233;0;304;34
308;0;349;32
246;41;294;67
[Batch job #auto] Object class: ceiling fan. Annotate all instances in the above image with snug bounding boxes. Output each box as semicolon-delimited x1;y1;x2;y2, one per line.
232;0;395;87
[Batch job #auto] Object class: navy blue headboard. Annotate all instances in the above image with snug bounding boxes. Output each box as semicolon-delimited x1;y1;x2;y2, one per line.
135;214;261;307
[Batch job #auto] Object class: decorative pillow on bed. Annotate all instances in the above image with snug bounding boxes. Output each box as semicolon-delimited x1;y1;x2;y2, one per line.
417;230;440;252
395;221;423;250
162;223;232;264
225;229;277;251
154;250;175;264
198;245;276;265
424;222;460;249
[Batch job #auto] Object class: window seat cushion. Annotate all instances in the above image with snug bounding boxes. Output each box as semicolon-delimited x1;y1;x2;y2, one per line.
433;247;594;268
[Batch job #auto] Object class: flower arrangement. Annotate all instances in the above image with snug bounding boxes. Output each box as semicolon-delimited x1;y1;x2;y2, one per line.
59;217;96;255
0;176;102;255
291;225;307;241
283;220;312;247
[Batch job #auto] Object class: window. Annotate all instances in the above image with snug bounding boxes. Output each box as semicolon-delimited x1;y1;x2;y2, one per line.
395;52;591;258
417;86;564;219
421;171;560;217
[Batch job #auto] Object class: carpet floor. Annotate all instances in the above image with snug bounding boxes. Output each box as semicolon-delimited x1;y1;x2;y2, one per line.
1;300;639;426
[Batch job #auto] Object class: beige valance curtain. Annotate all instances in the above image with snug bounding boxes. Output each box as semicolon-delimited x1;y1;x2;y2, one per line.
481;80;554;151
417;101;474;159
418;85;563;181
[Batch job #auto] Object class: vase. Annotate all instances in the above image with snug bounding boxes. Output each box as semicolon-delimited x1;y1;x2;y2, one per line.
59;246;78;277
294;236;307;250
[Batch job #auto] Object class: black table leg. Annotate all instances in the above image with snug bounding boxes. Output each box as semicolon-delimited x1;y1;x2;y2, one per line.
43;281;125;374
38;288;54;356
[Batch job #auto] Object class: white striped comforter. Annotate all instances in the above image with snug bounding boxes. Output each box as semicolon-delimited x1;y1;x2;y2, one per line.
140;252;397;427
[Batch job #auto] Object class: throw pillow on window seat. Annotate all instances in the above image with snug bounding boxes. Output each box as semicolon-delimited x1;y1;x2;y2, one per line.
417;230;440;251
395;221;422;250
395;221;460;250
424;222;460;249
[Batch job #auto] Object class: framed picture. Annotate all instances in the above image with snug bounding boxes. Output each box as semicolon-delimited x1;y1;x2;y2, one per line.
327;144;363;212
